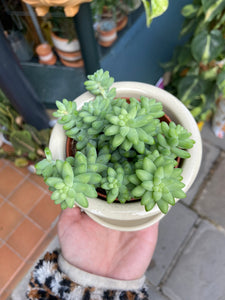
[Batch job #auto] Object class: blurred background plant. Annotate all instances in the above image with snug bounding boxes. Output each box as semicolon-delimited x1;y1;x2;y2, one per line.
163;0;225;125
47;6;78;41
0;89;51;167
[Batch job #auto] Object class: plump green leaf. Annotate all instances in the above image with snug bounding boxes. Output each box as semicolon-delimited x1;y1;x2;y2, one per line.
75;193;89;207
143;157;157;173
45;177;63;187
127;128;139;145
112;134;125;148
141;191;154;205
105;125;119;136
172;190;186;199
133;141;145;154
64;175;73;187
136;169;153;181
107;188;119;203
66;197;75;208
129;174;141;185
62;161;73;180
132;185;145;197
141;181;154;191
162;192;175;205
157;199;169;214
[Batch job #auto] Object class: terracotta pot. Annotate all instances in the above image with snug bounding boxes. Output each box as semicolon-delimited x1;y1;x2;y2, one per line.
51;32;80;52
35;43;56;65
116;14;128;31
56;49;82;62
49;82;202;231
97;20;117;47
59;58;84;68
56;48;84;67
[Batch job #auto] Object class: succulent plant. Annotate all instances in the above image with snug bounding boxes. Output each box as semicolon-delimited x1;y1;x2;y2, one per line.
130;150;185;213
36;69;195;214
0;89;51;167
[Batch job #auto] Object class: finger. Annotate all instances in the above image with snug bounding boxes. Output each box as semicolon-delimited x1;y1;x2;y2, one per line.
58;207;82;228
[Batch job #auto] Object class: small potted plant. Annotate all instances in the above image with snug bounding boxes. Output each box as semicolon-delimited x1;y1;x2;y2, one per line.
97;19;117;47
48;7;84;67
35;69;202;231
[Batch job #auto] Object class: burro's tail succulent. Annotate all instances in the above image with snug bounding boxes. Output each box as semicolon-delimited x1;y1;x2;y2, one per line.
130;150;185;213
36;144;108;209
36;69;195;214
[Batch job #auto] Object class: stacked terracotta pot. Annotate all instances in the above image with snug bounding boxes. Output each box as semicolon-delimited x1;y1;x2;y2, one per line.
51;32;84;68
36;43;56;65
97;7;128;48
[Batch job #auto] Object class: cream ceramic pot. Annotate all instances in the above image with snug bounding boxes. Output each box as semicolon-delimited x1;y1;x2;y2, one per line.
49;82;202;231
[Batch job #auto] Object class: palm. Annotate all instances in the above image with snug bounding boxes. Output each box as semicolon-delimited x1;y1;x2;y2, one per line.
58;207;158;280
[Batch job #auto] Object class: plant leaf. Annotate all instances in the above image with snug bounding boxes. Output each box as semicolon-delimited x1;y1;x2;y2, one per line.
202;0;225;22
191;30;224;64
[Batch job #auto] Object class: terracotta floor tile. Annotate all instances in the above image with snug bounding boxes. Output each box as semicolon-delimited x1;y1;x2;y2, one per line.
0;159;7;169
29;194;61;230
0;165;24;198
9;180;45;214
29;173;48;191
0;244;23;291
7;218;44;259
12;163;30;176
0;202;23;239
0;195;4;205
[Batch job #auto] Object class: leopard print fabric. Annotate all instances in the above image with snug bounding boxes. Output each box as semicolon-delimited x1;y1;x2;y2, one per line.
26;251;150;300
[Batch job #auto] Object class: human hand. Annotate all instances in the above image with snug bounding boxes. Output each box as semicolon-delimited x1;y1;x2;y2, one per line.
58;207;158;280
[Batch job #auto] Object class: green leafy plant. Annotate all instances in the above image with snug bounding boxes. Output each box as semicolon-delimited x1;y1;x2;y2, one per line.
48;7;78;40
142;0;169;27
164;0;225;123
0;90;51;167
36;69;195;214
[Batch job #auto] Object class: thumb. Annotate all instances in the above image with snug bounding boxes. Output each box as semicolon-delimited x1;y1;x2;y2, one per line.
58;207;82;229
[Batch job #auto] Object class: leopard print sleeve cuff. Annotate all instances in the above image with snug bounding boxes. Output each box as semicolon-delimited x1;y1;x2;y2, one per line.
26;250;150;300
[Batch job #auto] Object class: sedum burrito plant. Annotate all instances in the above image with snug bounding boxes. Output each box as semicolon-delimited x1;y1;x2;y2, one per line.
36;69;195;214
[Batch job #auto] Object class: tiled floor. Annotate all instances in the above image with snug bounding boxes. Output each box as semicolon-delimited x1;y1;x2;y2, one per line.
0;157;61;299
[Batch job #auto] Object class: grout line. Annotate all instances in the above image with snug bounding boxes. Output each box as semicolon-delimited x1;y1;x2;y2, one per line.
0;225;57;297
5;241;27;262
158;217;202;288
0;168;30;201
28;174;49;193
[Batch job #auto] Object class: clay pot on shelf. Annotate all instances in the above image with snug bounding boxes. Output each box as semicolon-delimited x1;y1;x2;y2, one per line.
51;32;83;67
97;20;117;47
35;43;56;65
116;12;128;31
55;49;84;68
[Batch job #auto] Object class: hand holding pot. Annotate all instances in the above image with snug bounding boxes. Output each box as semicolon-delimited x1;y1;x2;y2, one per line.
58;207;158;280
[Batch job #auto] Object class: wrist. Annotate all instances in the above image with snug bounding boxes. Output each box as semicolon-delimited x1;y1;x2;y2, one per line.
58;253;146;290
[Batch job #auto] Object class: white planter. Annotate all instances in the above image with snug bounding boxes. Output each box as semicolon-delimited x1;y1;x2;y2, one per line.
49;82;202;231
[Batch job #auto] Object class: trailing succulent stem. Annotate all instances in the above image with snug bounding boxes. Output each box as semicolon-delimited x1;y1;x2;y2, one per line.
36;69;195;214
